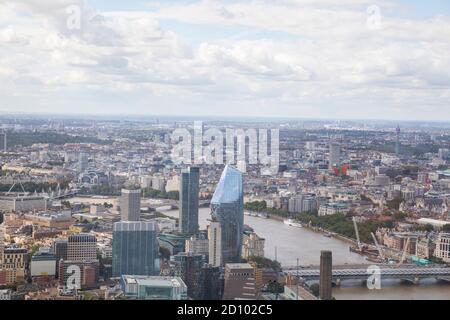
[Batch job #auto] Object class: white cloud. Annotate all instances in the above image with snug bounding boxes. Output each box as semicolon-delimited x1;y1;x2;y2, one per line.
0;0;449;119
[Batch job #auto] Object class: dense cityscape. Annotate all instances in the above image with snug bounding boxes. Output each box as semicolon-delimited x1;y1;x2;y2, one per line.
0;115;450;300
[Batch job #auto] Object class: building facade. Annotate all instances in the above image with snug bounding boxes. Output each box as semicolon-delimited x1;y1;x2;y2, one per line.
242;232;265;259
329;143;341;169
185;233;209;257
434;233;450;262
179;167;199;235
210;166;244;265
223;263;257;300
112;221;160;277
67;234;97;261
0;195;47;213
0;246;27;285
171;252;204;299
208;221;222;267
121;275;187;300
120;188;141;221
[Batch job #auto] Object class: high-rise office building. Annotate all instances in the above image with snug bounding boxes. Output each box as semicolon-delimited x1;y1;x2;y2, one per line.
179;167;199;235
210;165;244;265
78;152;88;172
52;238;68;275
120;187;141;221
171;252;204;299
395;125;401;155
60;233;100;289
112;221;160;277
319;250;333;300
329;143;341;169
0;227;4;264
67;234;97;261
0;130;6;152
208;221;222;267
198;265;223;300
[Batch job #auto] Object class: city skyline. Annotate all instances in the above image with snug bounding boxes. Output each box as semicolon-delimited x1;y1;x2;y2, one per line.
1;116;450;300
1;0;450;120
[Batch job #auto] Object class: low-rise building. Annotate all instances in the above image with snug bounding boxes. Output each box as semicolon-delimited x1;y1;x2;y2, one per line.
24;211;73;229
185;233;209;257
434;233;450;263
120;275;187;300
0;194;47;213
31;249;57;285
242;232;265;259
282;285;318;300
318;202;349;216
0;245;27;285
223;263;258;300
0;289;12;300
415;238;435;260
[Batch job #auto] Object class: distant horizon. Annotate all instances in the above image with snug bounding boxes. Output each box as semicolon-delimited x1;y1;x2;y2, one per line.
1;110;450;125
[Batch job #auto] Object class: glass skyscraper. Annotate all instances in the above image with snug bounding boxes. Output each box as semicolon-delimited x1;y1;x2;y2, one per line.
179;167;199;235
112;221;160;277
210;165;244;265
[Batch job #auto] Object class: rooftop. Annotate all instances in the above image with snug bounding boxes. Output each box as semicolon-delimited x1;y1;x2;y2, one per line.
225;263;253;269
122;275;186;288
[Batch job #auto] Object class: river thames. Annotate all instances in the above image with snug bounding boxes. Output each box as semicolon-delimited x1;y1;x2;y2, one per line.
164;207;450;300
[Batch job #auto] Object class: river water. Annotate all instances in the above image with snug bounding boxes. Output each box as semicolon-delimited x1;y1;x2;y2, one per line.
164;207;450;300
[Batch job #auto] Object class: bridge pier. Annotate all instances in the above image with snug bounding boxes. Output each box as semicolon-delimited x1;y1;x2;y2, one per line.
436;277;450;283
399;278;416;285
332;278;341;287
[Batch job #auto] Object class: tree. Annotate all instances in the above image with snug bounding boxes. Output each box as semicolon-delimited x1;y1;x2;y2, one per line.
393;211;407;221
244;201;267;212
423;224;434;232
387;197;403;210
160;247;171;261
309;283;319;297
247;256;281;272
266;281;283;294
443;224;450;233
61;200;72;209
360;194;373;203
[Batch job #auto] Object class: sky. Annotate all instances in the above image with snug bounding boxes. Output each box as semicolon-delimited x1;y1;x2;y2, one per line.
0;0;450;120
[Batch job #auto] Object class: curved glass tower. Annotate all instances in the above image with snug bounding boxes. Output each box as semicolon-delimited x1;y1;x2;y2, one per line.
210;165;244;265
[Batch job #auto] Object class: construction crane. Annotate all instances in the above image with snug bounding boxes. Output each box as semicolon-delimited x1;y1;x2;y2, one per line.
398;237;410;267
352;217;362;251
371;232;385;260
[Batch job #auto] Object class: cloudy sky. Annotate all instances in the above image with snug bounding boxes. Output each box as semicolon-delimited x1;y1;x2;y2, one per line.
1;0;449;120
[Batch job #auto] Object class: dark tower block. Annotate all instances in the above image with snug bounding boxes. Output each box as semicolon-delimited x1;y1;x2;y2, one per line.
319;250;333;300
